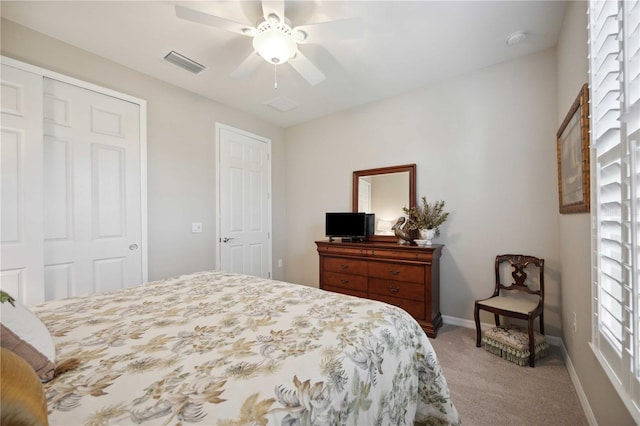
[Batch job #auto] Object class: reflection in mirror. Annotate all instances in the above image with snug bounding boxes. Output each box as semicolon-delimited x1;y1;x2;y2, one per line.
358;173;409;234
353;164;416;241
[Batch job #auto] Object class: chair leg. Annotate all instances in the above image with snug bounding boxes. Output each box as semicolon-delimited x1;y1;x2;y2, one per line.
540;312;545;335
528;319;535;367
494;314;500;327
474;304;482;347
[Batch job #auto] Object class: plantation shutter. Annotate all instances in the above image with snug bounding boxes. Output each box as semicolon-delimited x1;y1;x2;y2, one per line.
589;0;640;421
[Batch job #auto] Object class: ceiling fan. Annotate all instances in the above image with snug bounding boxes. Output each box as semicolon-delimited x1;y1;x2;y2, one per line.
175;1;362;86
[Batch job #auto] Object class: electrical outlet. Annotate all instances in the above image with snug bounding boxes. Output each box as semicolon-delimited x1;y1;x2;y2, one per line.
278;259;283;268
191;222;203;233
573;312;577;333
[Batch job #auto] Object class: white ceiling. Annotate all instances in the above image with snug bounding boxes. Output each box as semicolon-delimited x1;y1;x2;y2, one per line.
1;1;567;128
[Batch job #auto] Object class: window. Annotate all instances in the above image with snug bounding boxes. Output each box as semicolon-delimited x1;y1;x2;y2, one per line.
589;0;640;422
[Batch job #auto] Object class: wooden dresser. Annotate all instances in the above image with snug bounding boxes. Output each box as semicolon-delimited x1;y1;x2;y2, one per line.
315;240;443;337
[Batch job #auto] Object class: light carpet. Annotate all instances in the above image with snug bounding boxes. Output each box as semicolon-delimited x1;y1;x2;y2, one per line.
428;324;588;425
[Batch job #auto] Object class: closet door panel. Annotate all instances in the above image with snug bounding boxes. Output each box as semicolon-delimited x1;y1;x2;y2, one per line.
43;137;73;241
0;64;44;305
43;78;142;298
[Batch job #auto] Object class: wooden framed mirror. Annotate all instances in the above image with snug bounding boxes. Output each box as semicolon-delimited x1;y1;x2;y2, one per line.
352;164;416;242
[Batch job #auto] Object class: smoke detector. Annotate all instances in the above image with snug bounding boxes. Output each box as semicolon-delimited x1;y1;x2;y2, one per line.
506;31;527;46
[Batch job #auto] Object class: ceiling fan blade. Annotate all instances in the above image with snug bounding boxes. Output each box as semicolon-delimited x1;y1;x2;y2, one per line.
175;5;252;36
261;0;285;22
293;18;363;44
230;52;264;79
288;50;325;86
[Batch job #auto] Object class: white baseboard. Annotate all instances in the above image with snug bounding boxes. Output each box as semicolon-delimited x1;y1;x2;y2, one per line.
441;315;595;425
558;339;597;426
442;315;480;329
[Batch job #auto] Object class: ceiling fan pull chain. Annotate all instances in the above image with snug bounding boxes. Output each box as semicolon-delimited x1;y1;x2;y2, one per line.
274;64;278;89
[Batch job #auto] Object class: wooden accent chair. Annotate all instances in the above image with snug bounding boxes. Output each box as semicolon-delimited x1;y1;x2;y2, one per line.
474;254;545;367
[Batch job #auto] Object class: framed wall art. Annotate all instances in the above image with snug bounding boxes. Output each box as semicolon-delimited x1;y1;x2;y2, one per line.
557;83;590;213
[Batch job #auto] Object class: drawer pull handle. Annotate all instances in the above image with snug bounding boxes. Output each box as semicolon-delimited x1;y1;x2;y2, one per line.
389;286;400;293
340;279;349;284
340;264;349;270
388;270;400;276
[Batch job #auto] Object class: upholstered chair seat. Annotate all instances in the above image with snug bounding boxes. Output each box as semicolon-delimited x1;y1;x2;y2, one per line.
476;295;539;314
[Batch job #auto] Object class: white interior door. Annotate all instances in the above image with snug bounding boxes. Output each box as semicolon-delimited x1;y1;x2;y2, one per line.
0;64;45;305
217;124;271;278
43;78;142;299
358;179;371;213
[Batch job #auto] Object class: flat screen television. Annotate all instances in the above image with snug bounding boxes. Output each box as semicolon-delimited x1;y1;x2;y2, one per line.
325;212;375;241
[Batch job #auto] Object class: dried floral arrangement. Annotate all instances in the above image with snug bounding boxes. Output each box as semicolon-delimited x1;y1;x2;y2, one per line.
402;196;449;236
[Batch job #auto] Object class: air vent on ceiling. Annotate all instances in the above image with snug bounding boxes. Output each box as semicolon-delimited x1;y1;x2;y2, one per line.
263;95;299;112
163;50;206;74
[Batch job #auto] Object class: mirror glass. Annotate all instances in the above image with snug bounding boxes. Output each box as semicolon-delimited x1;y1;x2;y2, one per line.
353;164;416;240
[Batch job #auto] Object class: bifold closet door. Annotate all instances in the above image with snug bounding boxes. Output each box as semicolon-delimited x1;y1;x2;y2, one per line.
1;65;143;304
43;78;142;300
0;65;45;305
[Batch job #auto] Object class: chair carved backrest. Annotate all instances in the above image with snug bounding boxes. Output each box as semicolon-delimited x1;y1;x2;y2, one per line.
494;254;544;299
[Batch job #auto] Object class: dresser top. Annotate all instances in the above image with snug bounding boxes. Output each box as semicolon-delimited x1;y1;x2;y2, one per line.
315;239;443;253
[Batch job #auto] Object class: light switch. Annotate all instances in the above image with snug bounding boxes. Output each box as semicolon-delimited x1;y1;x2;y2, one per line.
192;222;203;233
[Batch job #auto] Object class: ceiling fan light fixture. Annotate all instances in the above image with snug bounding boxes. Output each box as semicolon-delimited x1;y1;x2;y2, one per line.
252;20;297;65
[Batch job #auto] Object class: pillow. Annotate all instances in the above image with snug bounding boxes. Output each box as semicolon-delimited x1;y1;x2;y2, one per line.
0;291;56;381
0;347;49;426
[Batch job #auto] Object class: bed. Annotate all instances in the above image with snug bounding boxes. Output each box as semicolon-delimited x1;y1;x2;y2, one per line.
28;271;459;425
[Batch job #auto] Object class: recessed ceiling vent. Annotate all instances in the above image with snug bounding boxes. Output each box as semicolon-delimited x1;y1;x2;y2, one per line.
163;50;206;74
263;95;299;112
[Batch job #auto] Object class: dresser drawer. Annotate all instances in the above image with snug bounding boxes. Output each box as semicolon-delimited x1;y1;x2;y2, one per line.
368;262;424;283
323;285;367;299
369;294;425;320
324;257;367;275
369;278;424;301
318;245;367;257
324;271;368;292
368;248;434;262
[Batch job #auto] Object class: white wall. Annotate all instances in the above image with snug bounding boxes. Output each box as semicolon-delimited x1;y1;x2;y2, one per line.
285;48;562;335
0;19;287;282
556;2;634;423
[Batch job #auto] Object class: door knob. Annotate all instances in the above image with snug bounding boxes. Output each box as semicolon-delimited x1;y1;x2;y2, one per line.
222;237;234;243
129;244;139;251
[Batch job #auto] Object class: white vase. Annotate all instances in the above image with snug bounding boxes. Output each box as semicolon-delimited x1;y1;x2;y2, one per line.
419;228;436;245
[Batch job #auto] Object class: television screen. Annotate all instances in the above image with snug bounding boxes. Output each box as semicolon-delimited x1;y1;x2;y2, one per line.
325;212;374;239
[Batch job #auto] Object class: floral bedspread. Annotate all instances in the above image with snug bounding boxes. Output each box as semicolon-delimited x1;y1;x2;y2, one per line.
33;271;459;426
